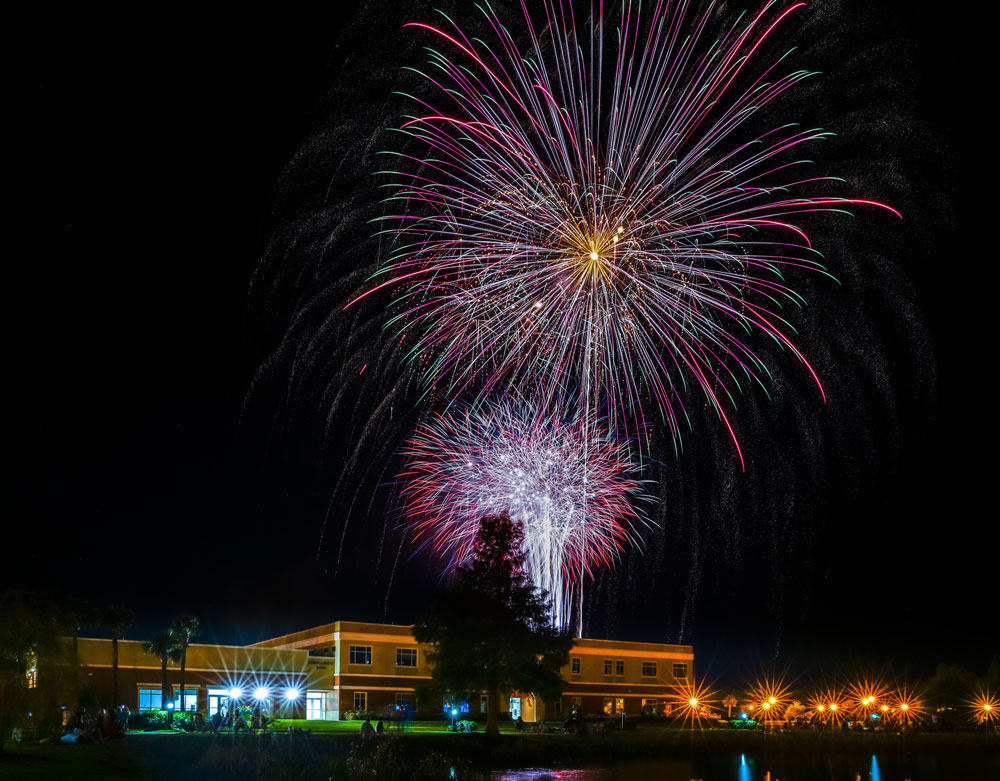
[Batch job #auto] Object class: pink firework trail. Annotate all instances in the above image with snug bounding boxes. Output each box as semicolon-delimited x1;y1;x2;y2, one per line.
352;0;899;466
400;401;653;628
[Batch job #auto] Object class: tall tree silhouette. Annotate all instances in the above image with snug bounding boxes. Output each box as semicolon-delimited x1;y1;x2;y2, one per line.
414;514;572;735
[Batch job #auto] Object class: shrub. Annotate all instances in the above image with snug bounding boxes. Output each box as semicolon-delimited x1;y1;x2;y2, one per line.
342;709;378;721
131;709;171;730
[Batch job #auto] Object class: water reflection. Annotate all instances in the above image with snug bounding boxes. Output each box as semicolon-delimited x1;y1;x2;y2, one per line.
738;753;751;781
491;771;611;780
489;751;990;780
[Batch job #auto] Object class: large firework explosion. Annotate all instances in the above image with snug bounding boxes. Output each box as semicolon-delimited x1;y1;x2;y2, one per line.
351;0;899;466
400;399;652;628
252;0;925;644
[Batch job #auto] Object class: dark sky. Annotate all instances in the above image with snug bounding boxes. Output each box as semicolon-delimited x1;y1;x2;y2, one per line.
12;2;987;682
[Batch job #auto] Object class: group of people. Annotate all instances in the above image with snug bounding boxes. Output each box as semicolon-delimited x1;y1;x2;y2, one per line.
60;705;129;744
205;704;269;733
360;719;387;739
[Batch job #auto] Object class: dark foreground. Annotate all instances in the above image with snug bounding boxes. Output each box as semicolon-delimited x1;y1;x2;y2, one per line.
1;729;997;780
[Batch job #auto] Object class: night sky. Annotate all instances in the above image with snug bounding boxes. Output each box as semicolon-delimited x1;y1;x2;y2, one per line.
12;1;986;682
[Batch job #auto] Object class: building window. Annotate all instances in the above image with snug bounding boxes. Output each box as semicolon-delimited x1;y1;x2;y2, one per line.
396;648;417;667
571;696;582;709
173;689;198;712
350;645;372;665
571;657;581;674
481;695;488;713
604;659;613;675
603;697;614;715
552;700;562;715
642;661;657;677
642;698;660;716
306;692;326;720
137;688;195;712
616;697;625;713
672;663;688;679
395;693;414;711
207;688;229;717
138;688;163;712
354;691;367;712
615;660;624;676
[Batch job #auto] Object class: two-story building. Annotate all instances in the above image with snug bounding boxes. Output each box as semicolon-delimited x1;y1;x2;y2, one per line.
74;619;694;721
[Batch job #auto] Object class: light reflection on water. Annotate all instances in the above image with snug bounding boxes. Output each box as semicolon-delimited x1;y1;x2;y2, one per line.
488;752;983;780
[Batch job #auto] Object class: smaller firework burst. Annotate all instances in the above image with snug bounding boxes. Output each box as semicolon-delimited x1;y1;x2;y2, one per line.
400;397;653;628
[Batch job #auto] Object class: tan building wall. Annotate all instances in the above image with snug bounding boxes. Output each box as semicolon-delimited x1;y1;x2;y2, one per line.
71;621;694;722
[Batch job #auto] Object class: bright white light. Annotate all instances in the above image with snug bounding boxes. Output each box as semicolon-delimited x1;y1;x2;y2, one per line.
285;688;300;701
229;687;242;699
254;687;269;701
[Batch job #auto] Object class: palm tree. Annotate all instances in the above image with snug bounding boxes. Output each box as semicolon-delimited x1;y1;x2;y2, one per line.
99;605;135;709
170;615;199;713
143;631;181;713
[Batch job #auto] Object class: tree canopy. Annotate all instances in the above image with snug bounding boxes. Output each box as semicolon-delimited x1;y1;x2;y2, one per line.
413;514;573;735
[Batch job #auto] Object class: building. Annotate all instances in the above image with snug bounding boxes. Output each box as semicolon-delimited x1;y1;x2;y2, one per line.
74;620;693;721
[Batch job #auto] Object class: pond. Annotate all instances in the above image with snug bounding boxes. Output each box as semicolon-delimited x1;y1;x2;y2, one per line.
488;751;999;780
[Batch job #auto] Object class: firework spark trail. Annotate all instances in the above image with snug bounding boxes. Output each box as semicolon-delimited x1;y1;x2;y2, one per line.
350;0;899;465
400;398;654;628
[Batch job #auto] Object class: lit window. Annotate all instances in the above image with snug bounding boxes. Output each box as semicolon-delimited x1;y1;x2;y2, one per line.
615;660;624;676
306;691;326;719
642;662;657;677
672;663;688;679
603;697;614;715
571;657;581;674
207;688;229;717
354;691;367;712
172;689;198;712
603;659;613;675
396;648;417;667
138;688;162;712
350;646;372;665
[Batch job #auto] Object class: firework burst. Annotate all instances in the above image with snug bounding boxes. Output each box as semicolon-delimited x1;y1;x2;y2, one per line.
400;398;653;627
352;0;900;465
